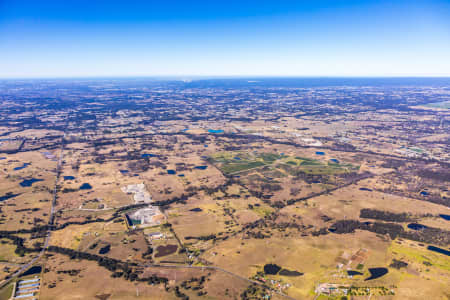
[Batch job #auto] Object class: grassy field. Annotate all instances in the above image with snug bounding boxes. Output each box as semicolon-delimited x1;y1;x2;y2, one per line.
0;282;14;300
210;151;283;174
279;156;357;176
210;151;358;178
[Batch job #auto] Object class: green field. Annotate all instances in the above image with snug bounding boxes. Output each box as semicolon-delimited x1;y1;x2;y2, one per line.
210;152;283;174
278;159;355;176
220;161;266;174
211;152;358;177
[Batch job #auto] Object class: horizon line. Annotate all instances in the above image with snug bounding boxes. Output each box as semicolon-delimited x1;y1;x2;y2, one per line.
1;75;450;80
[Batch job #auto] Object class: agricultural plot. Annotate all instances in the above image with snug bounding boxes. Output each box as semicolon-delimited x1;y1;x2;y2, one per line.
209;151;283;175
211;151;358;180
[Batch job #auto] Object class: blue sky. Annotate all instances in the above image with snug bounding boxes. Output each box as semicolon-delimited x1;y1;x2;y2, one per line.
1;0;449;78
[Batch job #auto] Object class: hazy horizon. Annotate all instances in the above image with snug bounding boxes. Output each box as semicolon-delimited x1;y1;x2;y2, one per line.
1;75;450;81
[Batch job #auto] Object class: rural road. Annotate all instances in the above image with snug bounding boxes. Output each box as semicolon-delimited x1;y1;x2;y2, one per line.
1;134;65;288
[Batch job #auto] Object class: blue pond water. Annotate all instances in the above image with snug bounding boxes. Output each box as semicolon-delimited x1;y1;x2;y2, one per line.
420;191;429;196
347;270;363;276
234;157;241;160
79;183;92;190
22;266;42;276
208;129;224;133
190;208;202;212
315;151;325;155
14;163;30;171
141;153;157;158
194;166;208;170
178;174;185;177
0;157;6;160
120;170;129;174
359;187;373;192
167;170;176;175
408;223;428;230
204;145;208;147
427;245;450;256
99;244;111;254
63;176;75;180
20;178;43;187
330;159;339;163
365;268;388;280
439;214;450;221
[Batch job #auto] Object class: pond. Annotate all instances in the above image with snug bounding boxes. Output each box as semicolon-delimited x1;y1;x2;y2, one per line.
208;129;224;133
420;191;429;196
329;158;340;163
234;157;241;160
79;183;92;190
167;170;176;175
63;176;75;180
14;163;30;171
22;266;42;276
439;214;450;221
190;208;202;212
125;215;140;227
194;165;208;170
315;151;325;155
119;170;129;174
407;223;428;230
359;187;373;192
347;270;363;276
427;245;450;256
141;153;157;158
20;178;43;187
99;244;111;254
178;174;185;177
0;193;20;202
264;264;281;275
365;267;388;280
0;157;6;160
